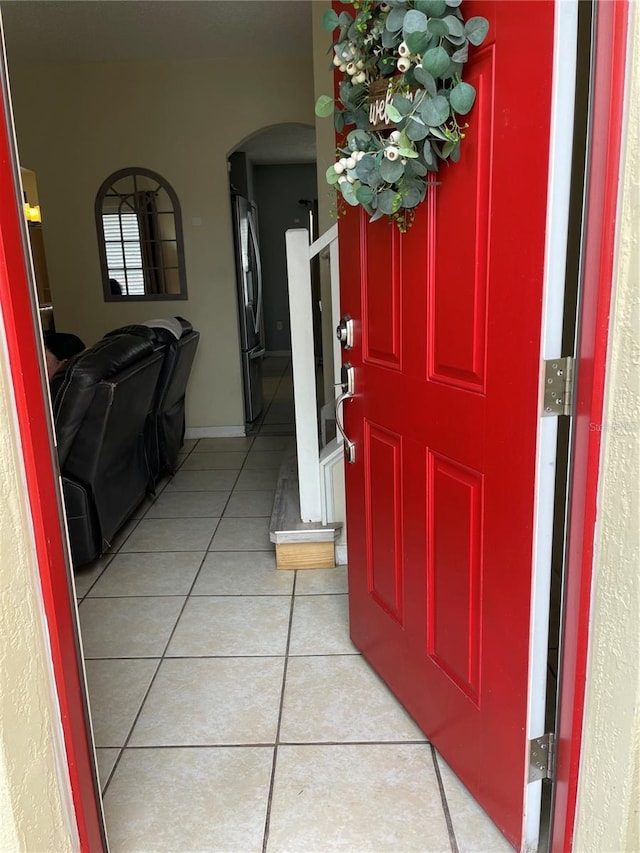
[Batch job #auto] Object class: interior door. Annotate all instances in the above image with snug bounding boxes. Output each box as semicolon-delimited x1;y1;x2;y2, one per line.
339;2;573;848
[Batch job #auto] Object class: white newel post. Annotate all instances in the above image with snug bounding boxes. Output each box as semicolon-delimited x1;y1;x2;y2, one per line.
285;228;322;522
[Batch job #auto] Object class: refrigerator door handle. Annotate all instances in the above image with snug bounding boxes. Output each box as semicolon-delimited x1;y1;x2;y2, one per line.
248;211;263;338
249;346;266;360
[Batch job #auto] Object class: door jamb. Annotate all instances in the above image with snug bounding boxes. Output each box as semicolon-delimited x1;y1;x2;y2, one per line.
0;47;106;853
552;1;630;849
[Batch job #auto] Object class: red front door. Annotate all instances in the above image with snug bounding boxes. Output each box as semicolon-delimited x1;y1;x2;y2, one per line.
339;2;557;848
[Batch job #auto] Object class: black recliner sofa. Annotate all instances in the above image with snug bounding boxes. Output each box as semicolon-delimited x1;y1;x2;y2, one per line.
105;318;200;486
50;333;164;566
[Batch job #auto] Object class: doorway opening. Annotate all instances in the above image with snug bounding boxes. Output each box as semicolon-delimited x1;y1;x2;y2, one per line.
228;124;319;432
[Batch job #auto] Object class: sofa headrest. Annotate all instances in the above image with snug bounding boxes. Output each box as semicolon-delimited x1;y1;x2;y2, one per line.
143;317;193;340
175;317;193;336
104;324;157;343
50;334;156;466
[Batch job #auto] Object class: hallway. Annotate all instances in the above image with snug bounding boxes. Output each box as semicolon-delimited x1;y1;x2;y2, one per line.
73;356;511;852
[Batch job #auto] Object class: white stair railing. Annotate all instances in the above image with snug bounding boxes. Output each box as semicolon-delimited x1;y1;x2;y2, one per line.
285;224;340;523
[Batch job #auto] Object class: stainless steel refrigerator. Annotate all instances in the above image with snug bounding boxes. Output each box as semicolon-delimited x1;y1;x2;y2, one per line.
231;192;265;426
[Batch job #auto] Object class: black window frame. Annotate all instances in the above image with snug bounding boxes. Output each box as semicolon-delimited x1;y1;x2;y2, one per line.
95;167;188;302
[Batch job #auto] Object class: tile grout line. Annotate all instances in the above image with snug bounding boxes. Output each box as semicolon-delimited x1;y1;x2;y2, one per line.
81;362;290;803
261;569;297;853
95;439;278;797
99;537;214;796
430;743;460;853
75;455;180;602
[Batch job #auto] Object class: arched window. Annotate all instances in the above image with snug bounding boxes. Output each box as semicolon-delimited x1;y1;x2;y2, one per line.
95;168;187;301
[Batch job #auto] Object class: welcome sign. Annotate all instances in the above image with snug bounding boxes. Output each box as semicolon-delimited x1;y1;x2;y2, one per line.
368;79;418;131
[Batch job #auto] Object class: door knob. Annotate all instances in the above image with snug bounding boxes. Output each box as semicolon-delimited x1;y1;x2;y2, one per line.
336;314;354;350
335;362;356;464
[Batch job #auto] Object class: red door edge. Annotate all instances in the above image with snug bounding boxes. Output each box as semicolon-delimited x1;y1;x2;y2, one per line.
552;1;630;850
0;59;106;852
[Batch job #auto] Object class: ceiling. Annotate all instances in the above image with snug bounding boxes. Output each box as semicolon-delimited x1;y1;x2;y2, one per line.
0;0;317;164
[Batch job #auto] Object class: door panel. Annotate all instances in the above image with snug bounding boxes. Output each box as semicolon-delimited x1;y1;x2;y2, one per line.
430;48;493;391
340;2;557;847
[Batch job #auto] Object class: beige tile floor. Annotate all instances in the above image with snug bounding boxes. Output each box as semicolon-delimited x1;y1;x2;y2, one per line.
74;357;514;852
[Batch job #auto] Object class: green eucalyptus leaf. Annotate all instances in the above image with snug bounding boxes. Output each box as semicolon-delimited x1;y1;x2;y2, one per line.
347;20;361;42
406;117;429;141
397;129;414;151
420;94;450;126
450;141;461;162
338;11;353;27
347;129;371;150
403;9;429;37
421;46;451;77
465;16;489;46
441;59;463;79
443;15;464;37
449;81;476;115
446;0;463;6
380;157;405;182
427;18;448;37
385;103;404;124
355;155;377;183
382;27;400;48
356;185;375;205
378;55;397;76
340;180;360;206
442;139;455;158
406;30;430;55
414;66;438;96
322;8;340;30
422;139;435;165
338;42;354;62
369;207;385;223
392;94;415;116
354;110;371;130
445;32;467;46
403;65;419;87
315;95;334;118
428;125;448;141
451;43;469;63
406;156;428;176
400;183;424;207
326;165;340;185
339;80;354;106
386;6;407;32
415;0;447;15
334;111;345;132
378;189;402;215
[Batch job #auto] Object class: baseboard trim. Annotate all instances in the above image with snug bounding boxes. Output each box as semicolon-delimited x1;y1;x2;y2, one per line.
335;544;348;565
185;425;246;439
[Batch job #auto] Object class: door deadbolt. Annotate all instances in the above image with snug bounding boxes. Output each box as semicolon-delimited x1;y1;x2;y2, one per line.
336;314;354;350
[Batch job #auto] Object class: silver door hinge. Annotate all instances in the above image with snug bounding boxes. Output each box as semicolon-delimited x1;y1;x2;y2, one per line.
528;733;556;782
543;357;575;417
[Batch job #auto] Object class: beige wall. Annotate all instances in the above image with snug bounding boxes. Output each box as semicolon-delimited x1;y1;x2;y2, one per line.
6;55;314;433
312;0;337;236
0;326;77;851
573;4;640;850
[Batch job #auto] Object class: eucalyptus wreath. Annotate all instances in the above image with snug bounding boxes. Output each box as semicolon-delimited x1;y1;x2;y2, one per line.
316;0;489;230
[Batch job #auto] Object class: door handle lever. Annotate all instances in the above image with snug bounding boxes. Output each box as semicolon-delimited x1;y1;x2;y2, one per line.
336;362;356;464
